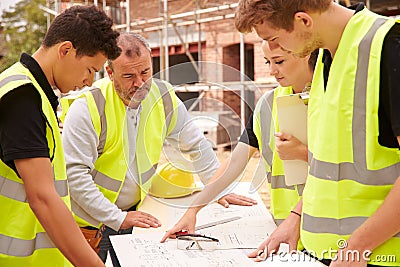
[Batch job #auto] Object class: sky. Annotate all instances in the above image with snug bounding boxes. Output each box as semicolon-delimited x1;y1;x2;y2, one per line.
0;0;20;16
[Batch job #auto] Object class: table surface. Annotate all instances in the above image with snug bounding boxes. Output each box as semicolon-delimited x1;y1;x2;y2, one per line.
109;182;326;267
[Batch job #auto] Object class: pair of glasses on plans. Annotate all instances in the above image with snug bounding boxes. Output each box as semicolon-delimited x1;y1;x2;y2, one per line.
176;234;219;251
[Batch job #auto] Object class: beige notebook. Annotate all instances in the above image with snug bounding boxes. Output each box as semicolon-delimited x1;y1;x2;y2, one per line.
276;93;308;186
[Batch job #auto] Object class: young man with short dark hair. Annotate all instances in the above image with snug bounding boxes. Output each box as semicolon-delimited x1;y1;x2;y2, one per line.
0;5;121;266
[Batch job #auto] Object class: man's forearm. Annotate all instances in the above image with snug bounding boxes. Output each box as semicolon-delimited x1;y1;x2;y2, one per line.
292;198;303;214
190;143;256;207
67;164;126;231
31;191;104;266
16;158;104;267
63;98;125;231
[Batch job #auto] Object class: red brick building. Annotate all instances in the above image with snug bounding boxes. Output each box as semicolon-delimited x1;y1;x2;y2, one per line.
53;0;399;147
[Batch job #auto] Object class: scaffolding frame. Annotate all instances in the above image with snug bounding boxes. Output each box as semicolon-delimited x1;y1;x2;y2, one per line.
41;0;400;134
41;0;256;131
42;1;241;82
114;3;237;32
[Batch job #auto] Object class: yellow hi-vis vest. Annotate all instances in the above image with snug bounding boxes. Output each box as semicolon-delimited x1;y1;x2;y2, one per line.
0;62;71;266
302;8;400;265
60;77;178;228
253;86;304;226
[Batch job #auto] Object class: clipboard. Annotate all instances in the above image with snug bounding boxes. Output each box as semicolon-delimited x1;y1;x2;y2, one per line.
276;93;308;186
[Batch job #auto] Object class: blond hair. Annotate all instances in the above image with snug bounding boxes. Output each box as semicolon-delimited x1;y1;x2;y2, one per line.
235;0;332;33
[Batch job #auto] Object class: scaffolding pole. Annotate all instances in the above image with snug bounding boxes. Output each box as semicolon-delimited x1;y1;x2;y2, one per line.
126;0;130;32
172;25;200;76
159;1;165;80
239;33;246;131
163;0;169;82
196;0;202;82
55;0;59;14
114;3;238;32
45;0;51;29
366;0;370;9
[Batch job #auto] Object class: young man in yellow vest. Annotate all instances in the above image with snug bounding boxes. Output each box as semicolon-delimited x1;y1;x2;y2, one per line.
61;32;257;266
235;1;400;266
0;5;120;267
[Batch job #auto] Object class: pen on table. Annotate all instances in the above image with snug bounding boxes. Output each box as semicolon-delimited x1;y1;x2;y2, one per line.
174;230;188;236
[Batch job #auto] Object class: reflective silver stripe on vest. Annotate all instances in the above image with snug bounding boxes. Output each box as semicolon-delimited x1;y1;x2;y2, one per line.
0;74;31;88
91;169;122;192
0;175;68;202
270;213;285;226
303;213;367;235
88;80;174;191
258;90;275;167
94;80;173;156
274;218;285;226
308;17;400;186
296;184;305;196
92;80;174;156
141;164;158;185
309;152;400;185
269;174;295;190
303;213;400;237
90;89;107;155
305;18;400;235
154;79;174;133
0;232;55;257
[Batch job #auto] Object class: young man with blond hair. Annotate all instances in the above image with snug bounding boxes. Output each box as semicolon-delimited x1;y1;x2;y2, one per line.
235;1;400;266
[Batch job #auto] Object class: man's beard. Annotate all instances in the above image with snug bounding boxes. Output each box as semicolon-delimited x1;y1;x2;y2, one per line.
114;82;150;107
127;83;150;105
131;90;148;103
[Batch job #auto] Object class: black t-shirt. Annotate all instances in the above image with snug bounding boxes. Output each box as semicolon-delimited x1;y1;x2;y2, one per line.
0;53;59;173
239;115;259;148
323;3;400;148
241;3;400;149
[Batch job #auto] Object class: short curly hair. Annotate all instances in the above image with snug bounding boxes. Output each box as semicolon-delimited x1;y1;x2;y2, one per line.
42;5;121;60
235;0;332;33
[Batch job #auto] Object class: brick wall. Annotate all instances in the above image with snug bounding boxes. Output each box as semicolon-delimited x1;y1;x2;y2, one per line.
125;0;276;117
125;0;272;84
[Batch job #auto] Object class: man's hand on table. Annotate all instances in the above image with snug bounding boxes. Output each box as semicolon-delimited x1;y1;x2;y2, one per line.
217;193;257;208
120;211;162;230
248;211;301;260
160;209;197;242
